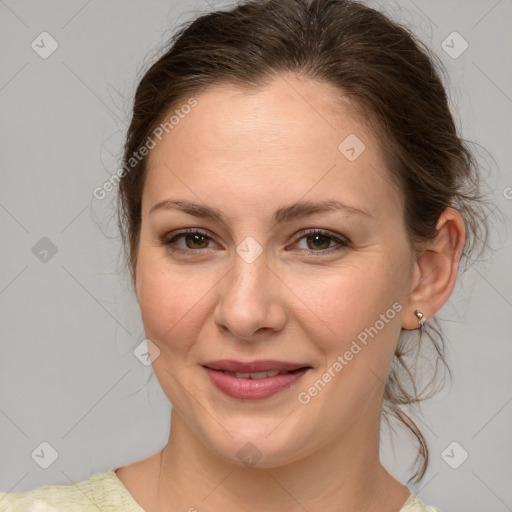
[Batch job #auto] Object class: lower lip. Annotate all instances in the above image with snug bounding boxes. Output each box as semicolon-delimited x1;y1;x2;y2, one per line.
203;367;310;400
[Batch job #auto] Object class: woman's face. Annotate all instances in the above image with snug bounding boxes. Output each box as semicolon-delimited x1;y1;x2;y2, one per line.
136;75;417;467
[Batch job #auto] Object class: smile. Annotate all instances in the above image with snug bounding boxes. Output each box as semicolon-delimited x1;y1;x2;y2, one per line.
202;360;311;400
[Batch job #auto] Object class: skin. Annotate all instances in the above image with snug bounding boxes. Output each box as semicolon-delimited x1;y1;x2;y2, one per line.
115;74;465;512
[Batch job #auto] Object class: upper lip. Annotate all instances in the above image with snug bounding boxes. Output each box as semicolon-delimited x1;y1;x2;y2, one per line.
202;360;311;373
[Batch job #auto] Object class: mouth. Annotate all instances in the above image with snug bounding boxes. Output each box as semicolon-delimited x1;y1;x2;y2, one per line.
202;360;312;400
211;369;302;379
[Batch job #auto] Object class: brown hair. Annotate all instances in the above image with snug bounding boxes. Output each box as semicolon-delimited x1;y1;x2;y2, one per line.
118;0;490;483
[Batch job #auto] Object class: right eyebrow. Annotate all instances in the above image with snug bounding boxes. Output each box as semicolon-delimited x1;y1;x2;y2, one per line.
149;199;224;221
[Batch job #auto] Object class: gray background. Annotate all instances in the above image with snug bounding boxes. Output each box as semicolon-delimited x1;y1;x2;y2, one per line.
1;0;511;510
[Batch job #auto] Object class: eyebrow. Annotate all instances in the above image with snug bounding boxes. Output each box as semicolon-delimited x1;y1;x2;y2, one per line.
149;199;371;224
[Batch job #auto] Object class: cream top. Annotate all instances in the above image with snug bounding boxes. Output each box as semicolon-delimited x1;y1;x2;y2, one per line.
0;469;440;511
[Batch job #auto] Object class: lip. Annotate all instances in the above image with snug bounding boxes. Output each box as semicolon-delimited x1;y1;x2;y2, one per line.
202;359;309;373
202;360;311;400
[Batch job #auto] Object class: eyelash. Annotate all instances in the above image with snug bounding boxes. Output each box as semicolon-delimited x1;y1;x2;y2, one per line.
161;228;350;256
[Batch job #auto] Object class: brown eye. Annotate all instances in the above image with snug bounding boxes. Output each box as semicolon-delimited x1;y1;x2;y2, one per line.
183;233;210;249
293;229;350;255
163;229;216;253
305;234;332;250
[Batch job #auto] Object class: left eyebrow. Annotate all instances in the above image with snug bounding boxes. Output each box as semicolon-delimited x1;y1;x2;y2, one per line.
271;200;372;226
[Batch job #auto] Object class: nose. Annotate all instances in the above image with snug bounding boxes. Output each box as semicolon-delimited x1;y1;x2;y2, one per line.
213;252;287;342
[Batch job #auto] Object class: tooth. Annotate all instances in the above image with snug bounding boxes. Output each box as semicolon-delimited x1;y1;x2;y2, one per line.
250;371;269;379
225;370;288;379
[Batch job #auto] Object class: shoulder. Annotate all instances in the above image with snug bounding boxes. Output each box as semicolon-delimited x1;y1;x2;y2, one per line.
399;492;442;512
0;470;144;512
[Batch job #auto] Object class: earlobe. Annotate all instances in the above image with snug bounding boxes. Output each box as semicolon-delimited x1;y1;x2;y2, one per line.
402;207;466;330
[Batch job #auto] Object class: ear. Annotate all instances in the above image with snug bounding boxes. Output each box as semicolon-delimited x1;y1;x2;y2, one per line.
402;207;466;330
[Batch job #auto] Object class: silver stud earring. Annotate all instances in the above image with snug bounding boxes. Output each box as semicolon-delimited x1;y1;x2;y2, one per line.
414;310;425;329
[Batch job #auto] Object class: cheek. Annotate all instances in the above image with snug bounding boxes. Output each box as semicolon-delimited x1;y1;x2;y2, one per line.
287;256;407;350
135;248;216;351
290;260;408;419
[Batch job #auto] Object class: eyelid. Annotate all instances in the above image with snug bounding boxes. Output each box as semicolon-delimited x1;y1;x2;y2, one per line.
289;228;351;253
162;228;220;249
293;227;350;244
164;227;212;240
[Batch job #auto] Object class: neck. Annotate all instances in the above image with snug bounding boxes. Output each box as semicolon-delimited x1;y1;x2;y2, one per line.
153;409;410;512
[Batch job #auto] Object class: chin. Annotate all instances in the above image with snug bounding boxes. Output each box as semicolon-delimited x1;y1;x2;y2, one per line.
198;416;319;470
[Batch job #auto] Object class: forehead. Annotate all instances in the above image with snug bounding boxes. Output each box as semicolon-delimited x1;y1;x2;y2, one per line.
144;75;400;218
150;75;371;158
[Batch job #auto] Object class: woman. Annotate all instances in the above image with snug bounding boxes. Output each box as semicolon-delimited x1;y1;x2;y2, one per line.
0;0;489;510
